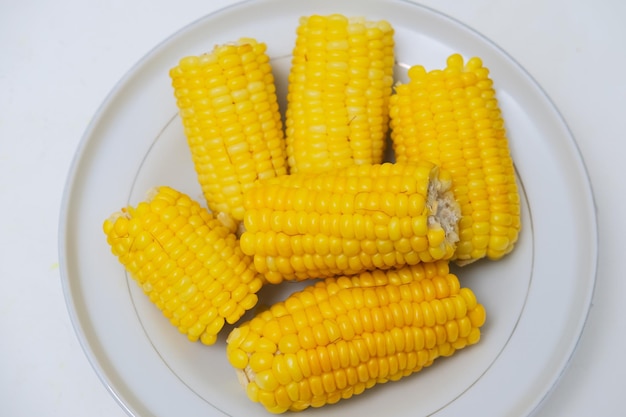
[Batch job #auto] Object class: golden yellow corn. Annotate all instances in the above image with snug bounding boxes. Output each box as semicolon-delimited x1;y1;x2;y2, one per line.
285;14;395;174
169;38;288;223
103;186;264;345
226;261;486;413
239;162;460;284
389;54;521;264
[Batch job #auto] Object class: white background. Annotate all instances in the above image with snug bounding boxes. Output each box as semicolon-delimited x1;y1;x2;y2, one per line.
1;0;624;416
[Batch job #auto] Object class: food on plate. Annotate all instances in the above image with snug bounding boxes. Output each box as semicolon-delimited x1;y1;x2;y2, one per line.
285;14;395;174
389;53;521;264
169;38;288;223
99;10;530;412
226;260;486;413
102;186;264;345
239;161;460;283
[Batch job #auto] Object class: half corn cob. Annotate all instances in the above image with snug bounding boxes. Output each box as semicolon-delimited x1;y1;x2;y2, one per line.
239;161;460;284
285;14;395;174
169;38;288;223
389;54;521;264
226;261;486;413
103;186;264;345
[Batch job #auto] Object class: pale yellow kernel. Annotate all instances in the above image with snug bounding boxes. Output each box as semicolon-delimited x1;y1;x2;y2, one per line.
469;303;487;327
411;216;428;236
262;320;283;344
255;369;280;392
272;356;293;386
228;348;249;369
279;333;301;354
467;327;481;345
472;221;490;237
410;235;429;254
427;227;446;247
489;235;510;253
206;315;225;334
255;336;278;354
376;239;395;255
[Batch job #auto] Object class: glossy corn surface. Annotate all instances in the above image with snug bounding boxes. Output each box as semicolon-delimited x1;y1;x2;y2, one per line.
103;186;264;345
170;38;288;222
389;54;521;263
226;261;486;413
240;162;460;283
285;14;395;174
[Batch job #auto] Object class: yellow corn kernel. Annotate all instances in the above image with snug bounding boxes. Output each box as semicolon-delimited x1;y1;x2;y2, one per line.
389;53;521;264
285;14;395;174
226;262;485;413
103;186;264;345
240;162;460;283
170;38;287;223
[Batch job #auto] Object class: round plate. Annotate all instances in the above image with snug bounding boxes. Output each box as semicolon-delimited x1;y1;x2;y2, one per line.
59;0;597;416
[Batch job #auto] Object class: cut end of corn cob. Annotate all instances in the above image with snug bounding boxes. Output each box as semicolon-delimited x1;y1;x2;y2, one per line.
389;53;521;264
170;38;288;223
240;162;460;283
103;186;265;345
285;14;395;174
226;261;486;413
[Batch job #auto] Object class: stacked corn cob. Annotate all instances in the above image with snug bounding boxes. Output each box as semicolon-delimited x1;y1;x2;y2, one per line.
101;12;523;414
240;161;461;283
226;261;486;413
389;54;520;264
103;186;264;345
169;38;288;223
285;15;395;174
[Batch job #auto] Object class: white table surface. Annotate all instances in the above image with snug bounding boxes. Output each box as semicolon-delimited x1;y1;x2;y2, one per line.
1;0;624;416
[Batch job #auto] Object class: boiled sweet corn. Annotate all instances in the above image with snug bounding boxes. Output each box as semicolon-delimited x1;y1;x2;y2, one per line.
226;261;486;413
240;162;460;283
389;53;521;264
285;14;395;174
170;38;288;223
103;186;265;345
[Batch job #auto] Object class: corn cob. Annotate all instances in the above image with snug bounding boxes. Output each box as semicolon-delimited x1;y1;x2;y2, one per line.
169;38;288;223
226;261;486;413
285;14;395;174
103;186;264;345
239;161;460;284
389;54;520;264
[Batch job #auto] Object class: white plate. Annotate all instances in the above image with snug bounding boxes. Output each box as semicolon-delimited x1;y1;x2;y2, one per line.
59;0;597;416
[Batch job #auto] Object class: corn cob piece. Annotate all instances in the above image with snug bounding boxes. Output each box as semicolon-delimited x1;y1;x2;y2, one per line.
285;14;395;174
103;186;264;345
169;38;288;223
240;161;460;284
389;54;521;264
226;261;486;413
